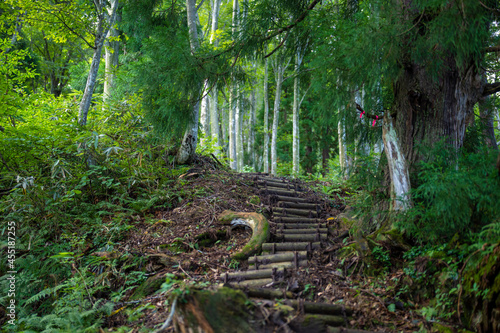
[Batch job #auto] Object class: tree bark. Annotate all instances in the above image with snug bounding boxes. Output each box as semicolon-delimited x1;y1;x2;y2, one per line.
292;51;300;176
209;0;222;153
382;113;412;211
228;0;239;170
263;55;270;173
393;61;483;168
200;80;210;147
78;0;118;126
478;95;499;150
271;57;286;175
176;0;202;164
338;116;350;179
103;0;120;107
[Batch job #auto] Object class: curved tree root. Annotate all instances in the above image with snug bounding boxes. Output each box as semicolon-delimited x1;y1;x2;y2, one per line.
219;210;270;260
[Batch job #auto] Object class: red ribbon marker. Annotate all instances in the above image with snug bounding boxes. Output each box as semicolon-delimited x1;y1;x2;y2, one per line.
372;115;379;127
360;111;365;118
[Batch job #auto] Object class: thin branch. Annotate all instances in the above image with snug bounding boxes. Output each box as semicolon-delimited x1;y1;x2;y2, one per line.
482;82;500;97
196;0;206;11
484;45;500;53
298;82;312;107
157;297;178;332
264;31;290;59
397;8;425;36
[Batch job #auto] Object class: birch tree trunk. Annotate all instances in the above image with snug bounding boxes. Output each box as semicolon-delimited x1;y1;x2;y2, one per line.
271;59;285;176
228;0;239;170
78;0;118;126
382;113;412;211
176;0;202;164
209;0;222;152
249;87;256;170
237;94;244;171
103;0;120;108
229;86;237;169
200;81;210;147
235;85;243;171
292;53;300;176
263;56;270;173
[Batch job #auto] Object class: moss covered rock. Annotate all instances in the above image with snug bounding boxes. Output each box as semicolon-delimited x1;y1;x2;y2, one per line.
174;287;254;333
130;274;165;301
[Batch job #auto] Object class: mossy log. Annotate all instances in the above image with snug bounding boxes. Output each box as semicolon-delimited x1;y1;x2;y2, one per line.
219;210;270;260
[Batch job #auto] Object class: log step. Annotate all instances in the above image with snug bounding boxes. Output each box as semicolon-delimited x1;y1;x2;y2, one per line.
262;242;320;253
285;300;353;316
277;201;321;210
273;223;327;229
275;228;327;234
275;233;327;242
218;268;286;282
274;217;322;224
255;176;287;183
257;181;303;191
249;259;308;270
260;188;300;197
224;278;274;288
249;251;308;264
273;207;319;217
273;195;309;203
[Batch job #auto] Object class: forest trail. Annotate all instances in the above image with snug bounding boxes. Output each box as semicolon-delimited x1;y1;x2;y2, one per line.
101;163;422;332
213;173;375;332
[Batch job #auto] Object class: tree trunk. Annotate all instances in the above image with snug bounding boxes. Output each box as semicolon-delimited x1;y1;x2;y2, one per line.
271;60;284;176
103;0;120;107
263;56;270;173
236;86;243;171
249;86;256;170
292;53;300;176
382;113;412;211
78;0;118;126
393;61;483;168
478;95;499;150
229;85;237;169
209;0;222;153
176;0;202;164
228;0;239;170
338;117;350;179
200;81;210;147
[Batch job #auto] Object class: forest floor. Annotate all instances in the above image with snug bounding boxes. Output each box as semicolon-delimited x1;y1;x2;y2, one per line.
99;160;456;333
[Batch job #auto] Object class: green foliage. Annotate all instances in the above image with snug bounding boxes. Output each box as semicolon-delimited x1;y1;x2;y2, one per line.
396;144;500;243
